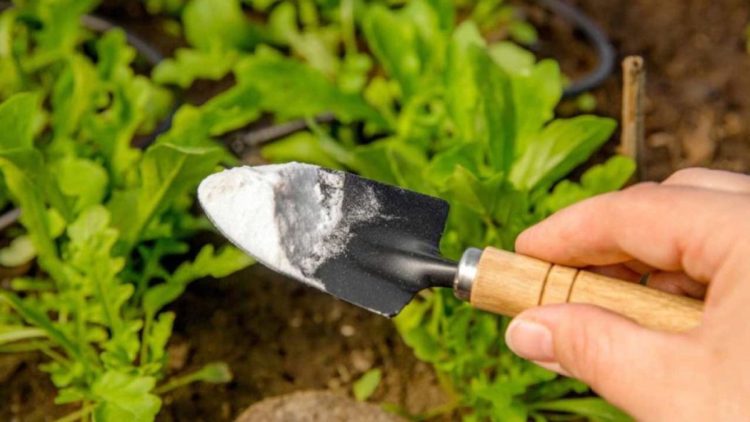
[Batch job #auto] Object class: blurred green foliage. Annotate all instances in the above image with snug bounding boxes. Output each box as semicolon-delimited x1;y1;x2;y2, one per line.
0;1;256;420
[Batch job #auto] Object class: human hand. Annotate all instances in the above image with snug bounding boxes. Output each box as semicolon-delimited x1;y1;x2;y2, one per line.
506;168;750;421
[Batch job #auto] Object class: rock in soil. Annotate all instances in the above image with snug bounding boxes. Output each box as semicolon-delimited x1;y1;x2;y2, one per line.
234;390;405;422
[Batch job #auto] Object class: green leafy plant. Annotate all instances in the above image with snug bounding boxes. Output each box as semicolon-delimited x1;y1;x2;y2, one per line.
0;1;256;420
158;0;633;419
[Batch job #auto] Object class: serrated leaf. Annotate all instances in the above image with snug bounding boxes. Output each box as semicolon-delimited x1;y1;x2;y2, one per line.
108;142;225;254
153;46;239;88
143;244;252;317
91;371;161;422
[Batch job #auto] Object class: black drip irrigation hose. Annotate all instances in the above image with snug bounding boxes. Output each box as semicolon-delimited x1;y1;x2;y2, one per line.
0;1;615;233
540;0;616;98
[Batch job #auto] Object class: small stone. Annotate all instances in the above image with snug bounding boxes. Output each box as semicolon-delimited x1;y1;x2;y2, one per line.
327;378;342;390
350;349;374;373
289;314;303;328
167;341;190;372
340;324;356;337
235;390;405;422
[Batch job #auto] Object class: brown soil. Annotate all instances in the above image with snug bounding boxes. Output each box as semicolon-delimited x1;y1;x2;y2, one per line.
2;0;750;421
156;266;447;421
542;0;750;181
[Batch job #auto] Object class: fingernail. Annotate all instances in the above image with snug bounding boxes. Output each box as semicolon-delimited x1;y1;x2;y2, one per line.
505;318;555;362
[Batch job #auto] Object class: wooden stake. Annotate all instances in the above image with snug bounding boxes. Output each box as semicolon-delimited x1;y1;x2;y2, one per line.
620;56;646;181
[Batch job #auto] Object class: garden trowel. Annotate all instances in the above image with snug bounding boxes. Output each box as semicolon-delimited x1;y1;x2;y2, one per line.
198;163;702;332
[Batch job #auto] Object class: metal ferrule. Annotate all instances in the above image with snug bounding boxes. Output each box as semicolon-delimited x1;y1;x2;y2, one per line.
453;248;482;301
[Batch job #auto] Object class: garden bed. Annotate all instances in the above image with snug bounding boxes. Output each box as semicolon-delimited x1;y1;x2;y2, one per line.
1;0;749;420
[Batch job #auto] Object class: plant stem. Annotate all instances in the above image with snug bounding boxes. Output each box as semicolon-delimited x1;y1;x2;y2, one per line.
139;313;152;365
0;326;46;343
154;369;207;395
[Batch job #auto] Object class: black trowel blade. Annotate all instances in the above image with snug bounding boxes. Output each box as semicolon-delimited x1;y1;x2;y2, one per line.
317;172;454;316
198;163;455;317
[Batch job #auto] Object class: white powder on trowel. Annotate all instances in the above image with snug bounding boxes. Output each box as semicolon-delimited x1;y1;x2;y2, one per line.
197;163;380;290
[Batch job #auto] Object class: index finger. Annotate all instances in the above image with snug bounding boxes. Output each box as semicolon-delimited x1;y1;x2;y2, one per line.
515;183;750;283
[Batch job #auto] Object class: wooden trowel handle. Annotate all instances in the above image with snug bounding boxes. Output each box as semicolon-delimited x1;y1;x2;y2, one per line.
463;247;703;332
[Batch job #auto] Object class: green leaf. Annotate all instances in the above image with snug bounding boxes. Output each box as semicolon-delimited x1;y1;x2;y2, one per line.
55;157;108;213
353;368;382;401
0;292;82;362
144;311;174;367
183;0;261;51
509;21;538;45
0;10;24;98
267;2;340;78
66;206;127;336
350;139;430;192
510;116;617;191
84;30;174;184
91;371;161;422
488;42;535;76
108;142;225;254
261;132;343;169
444;21;484;142
171;244;253;285
0;149;64;276
426;143;482;186
512;60;563;155
0;325;46;344
474;47;515;173
0;94;70;275
188;362;233;384
233;54;384;124
199;82;262;136
362;5;421;98
143;245;253;316
154;361;233;394
541;156;635;213
153;46;239;88
426;0;455;33
0;92;41;150
51;54;96;141
530;398;633;422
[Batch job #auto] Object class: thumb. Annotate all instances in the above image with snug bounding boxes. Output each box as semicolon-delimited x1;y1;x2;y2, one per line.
505;304;690;416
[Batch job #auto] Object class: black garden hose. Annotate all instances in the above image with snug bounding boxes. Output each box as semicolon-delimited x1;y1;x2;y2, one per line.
540;0;616;98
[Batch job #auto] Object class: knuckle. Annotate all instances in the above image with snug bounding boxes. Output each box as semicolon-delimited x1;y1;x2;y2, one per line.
664;167;706;184
620;181;659;197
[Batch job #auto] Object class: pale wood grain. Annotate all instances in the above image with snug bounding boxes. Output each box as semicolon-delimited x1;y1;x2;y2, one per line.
469;248;703;332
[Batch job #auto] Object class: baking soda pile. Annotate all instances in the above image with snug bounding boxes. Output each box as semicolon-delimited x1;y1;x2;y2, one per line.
198;163;380;289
